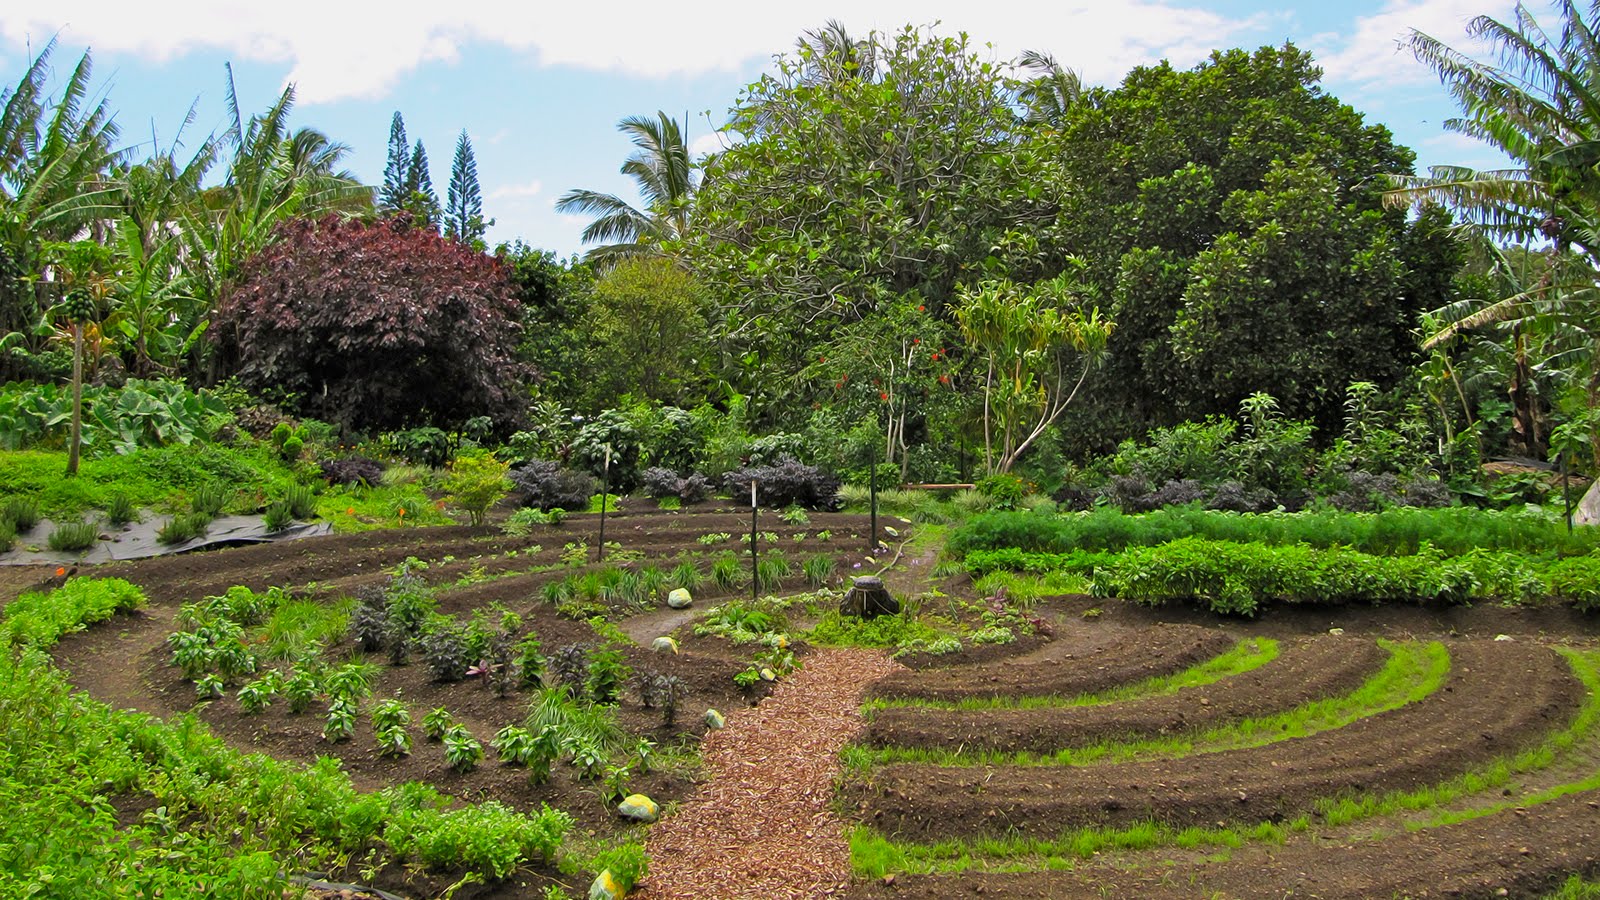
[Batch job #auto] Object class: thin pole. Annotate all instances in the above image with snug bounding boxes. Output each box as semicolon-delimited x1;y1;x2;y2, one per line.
1563;452;1574;533
870;439;878;552
598;445;611;563
750;479;759;604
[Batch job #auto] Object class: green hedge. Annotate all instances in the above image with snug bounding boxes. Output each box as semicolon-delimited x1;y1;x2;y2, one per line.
1089;538;1600;616
950;506;1600;560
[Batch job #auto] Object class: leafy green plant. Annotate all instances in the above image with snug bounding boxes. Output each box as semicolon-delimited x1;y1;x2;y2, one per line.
47;518;98;552
756;554;792;592
493;725;537;765
236;674;281;713
323;697;359;742
283;668;319;713
419;618;472;683
670;558;704;592
156;511;210;545
444;450;512;526
710;553;744;591
637;672;689;727
781;505;810;525
194;673;225;699
803;554;837;588
587;645;633;704
423;706;454;741
443;724;484;772
370;698;411;732
698;531;731;545
324;662;377;702
1;497;40;534
376;724;413;758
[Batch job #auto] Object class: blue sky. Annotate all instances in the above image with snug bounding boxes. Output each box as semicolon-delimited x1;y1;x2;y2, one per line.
0;0;1533;258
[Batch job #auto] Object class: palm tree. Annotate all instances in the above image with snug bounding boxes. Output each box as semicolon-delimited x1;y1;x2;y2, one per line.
1386;0;1600;255
1015;49;1085;126
0;40;120;376
555;111;695;265
1387;1;1600;460
796;19;878;84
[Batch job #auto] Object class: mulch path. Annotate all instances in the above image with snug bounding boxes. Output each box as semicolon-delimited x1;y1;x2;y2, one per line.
637;647;906;900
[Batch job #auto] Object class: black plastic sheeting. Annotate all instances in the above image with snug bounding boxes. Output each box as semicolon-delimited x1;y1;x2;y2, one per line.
1;512;332;566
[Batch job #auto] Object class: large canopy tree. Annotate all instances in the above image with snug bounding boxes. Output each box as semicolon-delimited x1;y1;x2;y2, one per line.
1031;45;1462;447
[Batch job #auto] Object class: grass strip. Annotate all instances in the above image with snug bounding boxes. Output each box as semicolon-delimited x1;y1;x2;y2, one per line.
849;819;1295;878
850;639;1443;768
1316;647;1600;829
850;648;1600;879
864;636;1280;712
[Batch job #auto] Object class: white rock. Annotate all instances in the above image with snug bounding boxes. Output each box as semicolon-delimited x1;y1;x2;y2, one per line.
666;587;693;609
618;793;659;823
704;708;726;730
651;636;679;654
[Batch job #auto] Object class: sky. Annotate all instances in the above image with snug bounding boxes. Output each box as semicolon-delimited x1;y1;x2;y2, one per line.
0;0;1536;258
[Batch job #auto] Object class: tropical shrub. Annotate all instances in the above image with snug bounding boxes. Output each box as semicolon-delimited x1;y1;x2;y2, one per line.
319;455;385;487
723;455;840;509
510;460;596;512
213;214;526;433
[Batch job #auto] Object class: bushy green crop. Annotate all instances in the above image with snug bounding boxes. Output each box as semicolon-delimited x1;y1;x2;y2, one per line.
3;577;145;647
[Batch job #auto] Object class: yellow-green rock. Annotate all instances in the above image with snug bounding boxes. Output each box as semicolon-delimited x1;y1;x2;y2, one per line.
589;869;624;899
704;708;726;729
618;793;659;823
650;636;679;654
666;587;693;609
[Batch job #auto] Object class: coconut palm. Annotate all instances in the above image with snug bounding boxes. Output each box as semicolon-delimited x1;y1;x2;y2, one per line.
1015;49;1085;126
555;111;695;265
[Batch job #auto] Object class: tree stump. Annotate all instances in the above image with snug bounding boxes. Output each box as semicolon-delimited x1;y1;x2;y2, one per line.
840;575;900;620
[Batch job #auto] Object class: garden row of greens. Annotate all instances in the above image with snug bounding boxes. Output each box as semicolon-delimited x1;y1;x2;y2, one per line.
953;506;1600;615
0;577;635;896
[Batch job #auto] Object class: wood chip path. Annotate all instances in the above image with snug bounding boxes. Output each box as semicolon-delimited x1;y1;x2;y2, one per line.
636;647;906;900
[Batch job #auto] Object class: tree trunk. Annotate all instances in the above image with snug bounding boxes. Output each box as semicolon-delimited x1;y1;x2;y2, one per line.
66;323;83;477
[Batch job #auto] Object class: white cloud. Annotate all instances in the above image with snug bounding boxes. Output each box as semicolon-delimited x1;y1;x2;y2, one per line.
3;0;1262;103
1315;0;1557;86
689;132;728;159
488;178;542;201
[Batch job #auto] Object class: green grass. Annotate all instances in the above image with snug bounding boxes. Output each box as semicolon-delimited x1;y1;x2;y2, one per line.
1547;876;1600;899
0;445;299;518
849;640;1446;768
1317;647;1600;829
849;819;1293;878
864;637;1281;713
971;569;1093;603
316;482;454;531
258;597;353;661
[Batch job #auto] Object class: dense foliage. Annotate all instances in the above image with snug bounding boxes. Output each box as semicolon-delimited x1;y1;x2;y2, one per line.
213;214;525;433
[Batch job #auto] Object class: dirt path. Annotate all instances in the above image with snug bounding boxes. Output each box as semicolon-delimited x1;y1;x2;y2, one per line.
637;647;906;900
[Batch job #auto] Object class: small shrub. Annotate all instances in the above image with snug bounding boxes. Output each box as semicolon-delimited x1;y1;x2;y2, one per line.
236;675;280;713
370;698;411;731
756;554;792;592
388;426;452;468
191;482;229;517
324;697;359;742
443;723;484;772
637;672;689;727
494;725;538;765
550;644;591;695
724;455;841;509
155;511;211;545
263;500;294;533
587;645;632;704
376;724;413;758
47;518;99;553
419;619;472;683
803;554;837;588
670;559;704;592
592;843;649;893
285;483;317;520
444;450;512;526
975;473;1027;510
511;460;597;512
283;668;319;713
319;454;385;487
2;497;40;532
105;492;137;526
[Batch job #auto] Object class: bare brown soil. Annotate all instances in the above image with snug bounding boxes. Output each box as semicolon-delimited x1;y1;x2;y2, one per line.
868;623;1234;703
849;642;1582;842
862;635;1388;754
847;788;1600;899
49;506;874;898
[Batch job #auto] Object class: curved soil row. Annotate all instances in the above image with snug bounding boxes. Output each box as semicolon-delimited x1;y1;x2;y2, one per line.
850;641;1582;841
862;636;1387;754
846;787;1600;899
94;510;873;606
868;624;1234;703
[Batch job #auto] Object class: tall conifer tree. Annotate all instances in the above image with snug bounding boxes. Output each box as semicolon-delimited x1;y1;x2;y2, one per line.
403;141;439;229
379;111;409;212
445;129;486;245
